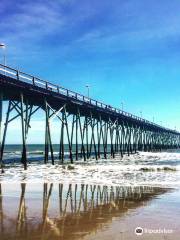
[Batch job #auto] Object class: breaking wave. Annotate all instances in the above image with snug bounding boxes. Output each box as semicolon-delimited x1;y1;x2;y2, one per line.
1;151;180;187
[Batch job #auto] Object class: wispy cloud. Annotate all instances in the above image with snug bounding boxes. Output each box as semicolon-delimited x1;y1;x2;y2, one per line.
1;0;180;59
1;2;64;40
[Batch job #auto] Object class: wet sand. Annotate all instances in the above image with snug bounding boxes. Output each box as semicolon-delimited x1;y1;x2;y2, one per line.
0;183;179;240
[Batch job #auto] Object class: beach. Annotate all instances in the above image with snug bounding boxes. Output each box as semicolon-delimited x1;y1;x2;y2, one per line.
0;149;180;239
0;183;179;240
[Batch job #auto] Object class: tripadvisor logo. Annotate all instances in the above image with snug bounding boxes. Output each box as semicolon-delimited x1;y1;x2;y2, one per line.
135;227;143;235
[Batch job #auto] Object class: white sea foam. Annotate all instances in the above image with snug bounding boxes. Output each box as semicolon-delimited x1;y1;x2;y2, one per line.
1;151;180;187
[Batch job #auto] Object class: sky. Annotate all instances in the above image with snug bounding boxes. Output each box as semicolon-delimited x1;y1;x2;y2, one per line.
1;0;180;143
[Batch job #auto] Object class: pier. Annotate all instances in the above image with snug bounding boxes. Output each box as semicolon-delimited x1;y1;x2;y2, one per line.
0;64;180;169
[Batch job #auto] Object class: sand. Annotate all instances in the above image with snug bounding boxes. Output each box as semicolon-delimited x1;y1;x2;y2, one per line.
0;183;179;240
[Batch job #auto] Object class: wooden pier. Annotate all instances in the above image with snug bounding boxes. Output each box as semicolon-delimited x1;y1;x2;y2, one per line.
0;64;180;169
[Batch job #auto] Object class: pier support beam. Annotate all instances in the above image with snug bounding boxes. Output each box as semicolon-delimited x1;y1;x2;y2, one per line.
64;108;73;163
77;109;86;162
44;100;54;165
0;101;11;172
20;94;27;170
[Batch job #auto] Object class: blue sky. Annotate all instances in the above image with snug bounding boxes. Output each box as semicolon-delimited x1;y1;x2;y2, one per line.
1;0;180;142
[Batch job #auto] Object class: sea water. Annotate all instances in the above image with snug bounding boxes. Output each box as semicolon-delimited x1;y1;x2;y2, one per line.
1;144;180;187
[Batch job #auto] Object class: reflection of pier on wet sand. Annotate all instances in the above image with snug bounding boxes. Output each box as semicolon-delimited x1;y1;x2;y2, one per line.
0;183;169;240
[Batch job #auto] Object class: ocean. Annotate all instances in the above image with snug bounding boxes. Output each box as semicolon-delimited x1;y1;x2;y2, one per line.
1;144;180;187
